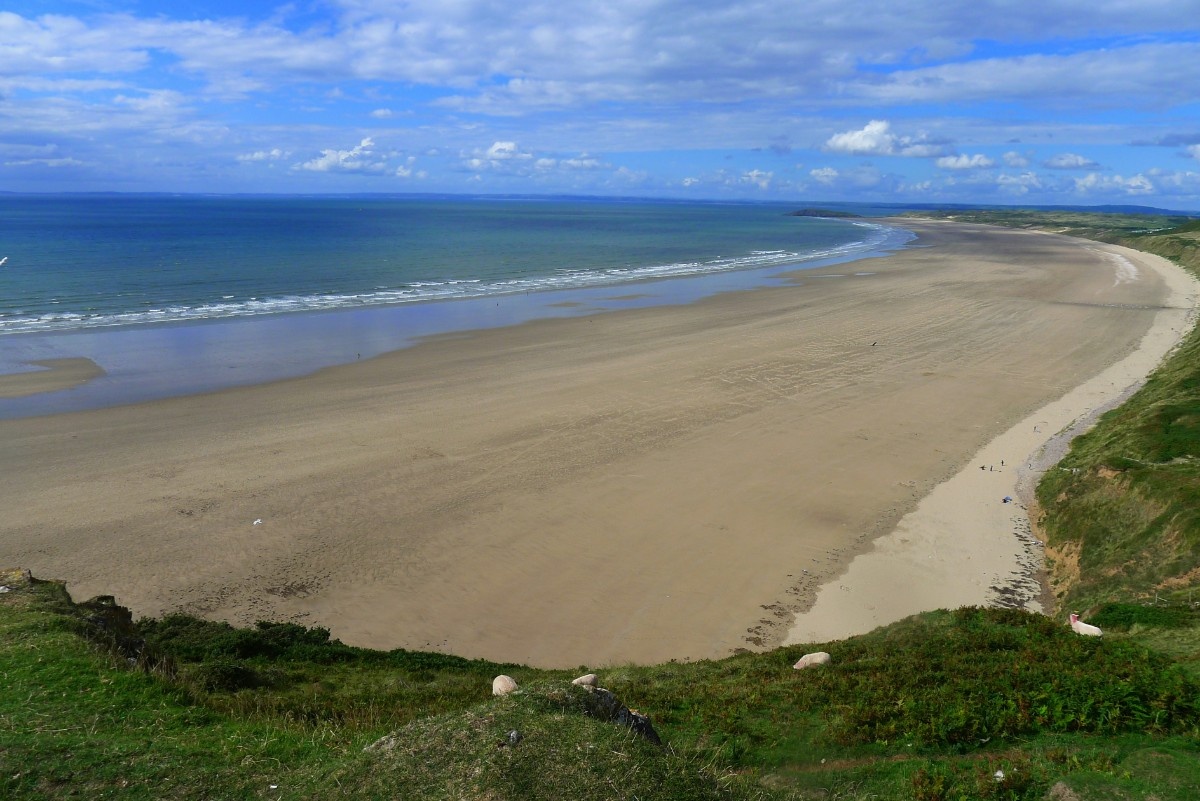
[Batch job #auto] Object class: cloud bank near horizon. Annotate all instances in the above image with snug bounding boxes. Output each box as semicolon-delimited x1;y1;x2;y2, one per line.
2;1;1199;206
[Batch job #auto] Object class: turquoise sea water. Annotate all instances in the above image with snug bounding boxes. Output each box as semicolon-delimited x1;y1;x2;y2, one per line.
0;195;914;417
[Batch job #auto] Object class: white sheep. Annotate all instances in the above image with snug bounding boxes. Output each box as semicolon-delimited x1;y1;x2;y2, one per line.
1068;612;1102;637
793;651;832;670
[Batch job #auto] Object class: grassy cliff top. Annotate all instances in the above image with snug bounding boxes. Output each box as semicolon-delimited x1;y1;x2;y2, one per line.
3;568;1199;800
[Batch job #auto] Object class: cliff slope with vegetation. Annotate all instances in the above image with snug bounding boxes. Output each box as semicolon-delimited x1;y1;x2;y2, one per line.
910;210;1200;615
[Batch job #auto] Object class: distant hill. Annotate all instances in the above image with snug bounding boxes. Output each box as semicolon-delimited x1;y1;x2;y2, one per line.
786;208;863;218
903;202;1199;217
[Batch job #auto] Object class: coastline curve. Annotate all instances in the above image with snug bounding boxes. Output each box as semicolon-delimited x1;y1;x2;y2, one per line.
784;233;1200;646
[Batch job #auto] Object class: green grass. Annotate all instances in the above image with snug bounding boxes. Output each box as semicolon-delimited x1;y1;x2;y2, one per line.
4;572;1199;800
0;578;347;800
608;608;1198;766
135;613;523;732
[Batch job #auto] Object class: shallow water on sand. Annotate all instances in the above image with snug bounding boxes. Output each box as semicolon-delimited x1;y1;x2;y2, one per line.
0;197;913;417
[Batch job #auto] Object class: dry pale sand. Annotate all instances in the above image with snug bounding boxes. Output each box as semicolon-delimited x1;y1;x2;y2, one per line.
0;221;1182;668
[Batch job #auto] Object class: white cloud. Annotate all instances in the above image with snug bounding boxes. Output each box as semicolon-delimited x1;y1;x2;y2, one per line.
1003;151;1030;168
0;76;127;93
458;142;611;179
997;171;1044;194
3;157;84;168
614;166;648;185
0;143;62;159
1044;153;1100;169
1074;172;1154;195
0;11;149;75
849;42;1200;109
296;137;390;174
6;4;1200;121
460;141;538;173
485;141;526;160
3;3;1200;200
740;169;773;190
237;148;289;162
825;120;894;156
483;149;606;177
330;3;1200;113
1145;168;1200;196
936;154;995;170
810;167;839;184
825;120;951;158
844;165;894;190
112;90;187;113
561;155;604;170
395;156;418;177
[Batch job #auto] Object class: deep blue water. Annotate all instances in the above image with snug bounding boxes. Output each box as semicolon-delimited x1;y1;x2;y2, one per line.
0;195;915;417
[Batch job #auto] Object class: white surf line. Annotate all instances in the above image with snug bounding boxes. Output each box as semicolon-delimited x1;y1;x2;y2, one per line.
1092;247;1140;286
784;243;1200;646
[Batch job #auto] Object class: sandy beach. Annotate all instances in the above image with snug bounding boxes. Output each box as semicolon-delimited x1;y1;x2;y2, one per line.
785;230;1199;645
0;221;1189;668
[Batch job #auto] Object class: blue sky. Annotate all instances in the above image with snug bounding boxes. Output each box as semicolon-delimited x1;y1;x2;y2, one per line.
3;0;1200;208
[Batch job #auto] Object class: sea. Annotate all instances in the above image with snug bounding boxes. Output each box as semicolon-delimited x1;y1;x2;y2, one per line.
0;195;915;418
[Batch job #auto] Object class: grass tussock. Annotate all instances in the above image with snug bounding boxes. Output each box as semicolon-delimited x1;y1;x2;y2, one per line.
340;685;741;801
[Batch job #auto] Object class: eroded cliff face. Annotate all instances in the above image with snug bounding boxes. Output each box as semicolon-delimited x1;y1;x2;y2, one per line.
0;568;162;672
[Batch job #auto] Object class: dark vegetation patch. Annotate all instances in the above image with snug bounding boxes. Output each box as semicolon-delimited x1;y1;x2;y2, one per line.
1090;603;1199;631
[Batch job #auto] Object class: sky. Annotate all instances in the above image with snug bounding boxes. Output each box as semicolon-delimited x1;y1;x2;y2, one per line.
3;0;1200;208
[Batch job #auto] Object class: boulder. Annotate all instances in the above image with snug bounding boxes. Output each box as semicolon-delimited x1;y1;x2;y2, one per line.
793;651;831;670
573;685;662;746
492;675;519;696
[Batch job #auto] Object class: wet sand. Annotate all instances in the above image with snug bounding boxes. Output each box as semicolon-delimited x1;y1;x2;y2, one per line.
0;221;1185;667
0;358;105;399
